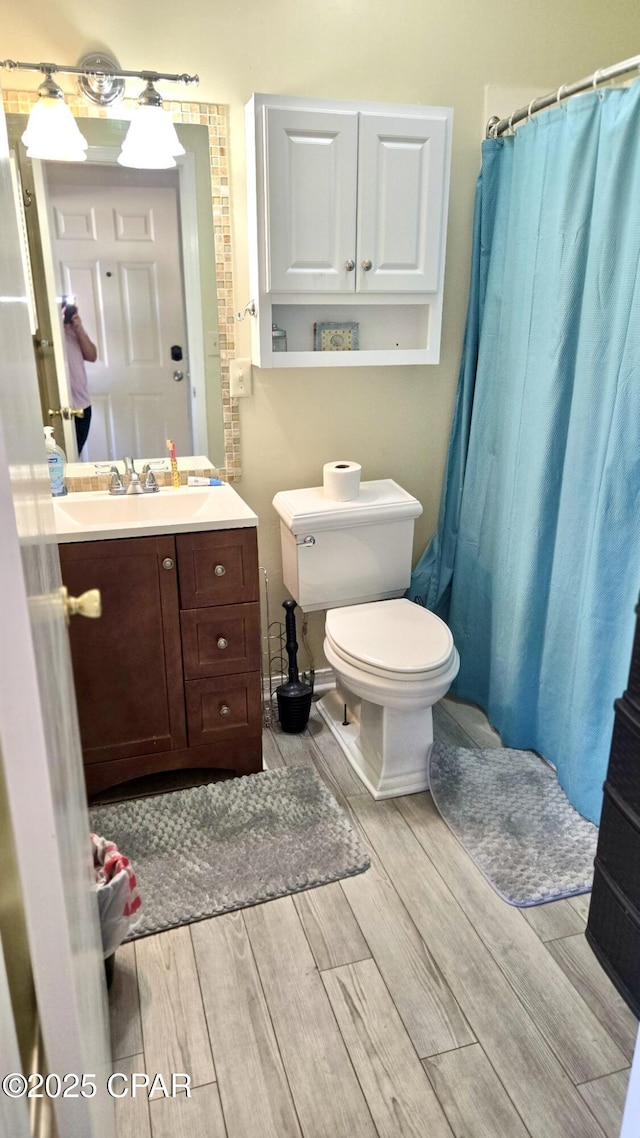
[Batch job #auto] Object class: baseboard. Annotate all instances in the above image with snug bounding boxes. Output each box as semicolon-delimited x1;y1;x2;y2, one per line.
262;666;336;704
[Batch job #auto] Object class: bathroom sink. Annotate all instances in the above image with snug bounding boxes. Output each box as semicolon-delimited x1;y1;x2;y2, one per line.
55;488;209;526
52;484;258;542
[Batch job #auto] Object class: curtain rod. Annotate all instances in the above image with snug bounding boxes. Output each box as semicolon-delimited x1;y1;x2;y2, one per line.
485;52;640;138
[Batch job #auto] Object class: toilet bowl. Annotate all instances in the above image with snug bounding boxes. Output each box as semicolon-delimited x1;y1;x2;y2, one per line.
272;479;459;799
317;598;459;798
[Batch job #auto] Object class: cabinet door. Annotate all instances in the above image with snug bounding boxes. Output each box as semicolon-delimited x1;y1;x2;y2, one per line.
356;112;449;293
60;536;186;765
265;107;358;293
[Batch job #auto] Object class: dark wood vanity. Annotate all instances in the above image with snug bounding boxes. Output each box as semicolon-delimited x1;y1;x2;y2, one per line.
60;526;263;796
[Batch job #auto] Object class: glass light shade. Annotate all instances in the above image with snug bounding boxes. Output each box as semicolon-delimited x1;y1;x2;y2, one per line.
118;105;186;169
21;96;89;162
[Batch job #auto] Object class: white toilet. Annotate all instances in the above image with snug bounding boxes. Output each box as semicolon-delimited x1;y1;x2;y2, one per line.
273;479;460;799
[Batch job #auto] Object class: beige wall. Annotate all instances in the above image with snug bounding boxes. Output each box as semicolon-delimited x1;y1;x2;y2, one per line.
3;0;638;664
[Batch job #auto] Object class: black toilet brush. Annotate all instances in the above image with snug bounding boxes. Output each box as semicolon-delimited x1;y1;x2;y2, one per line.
276;599;313;733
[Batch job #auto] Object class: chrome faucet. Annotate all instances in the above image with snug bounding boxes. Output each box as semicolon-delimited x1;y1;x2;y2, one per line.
123;457;145;495
108;457;161;495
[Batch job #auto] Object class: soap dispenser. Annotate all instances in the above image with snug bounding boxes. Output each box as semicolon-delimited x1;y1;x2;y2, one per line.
44;426;67;497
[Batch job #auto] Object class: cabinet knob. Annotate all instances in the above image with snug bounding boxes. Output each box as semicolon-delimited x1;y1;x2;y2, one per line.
344;259;355;272
219;704;232;717
214;564;226;577
361;259;373;271
217;637;228;650
162;558;175;570
61;586;102;626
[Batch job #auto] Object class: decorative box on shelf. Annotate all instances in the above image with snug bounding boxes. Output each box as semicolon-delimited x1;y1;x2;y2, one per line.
244;92;454;368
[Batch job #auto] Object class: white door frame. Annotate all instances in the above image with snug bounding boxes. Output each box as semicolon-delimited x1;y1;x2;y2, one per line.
33;144;208;460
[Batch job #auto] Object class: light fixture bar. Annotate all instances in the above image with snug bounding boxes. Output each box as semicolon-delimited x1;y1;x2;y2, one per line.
1;59;199;87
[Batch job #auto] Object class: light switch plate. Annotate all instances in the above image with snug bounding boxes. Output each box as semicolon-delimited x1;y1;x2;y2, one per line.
229;357;253;398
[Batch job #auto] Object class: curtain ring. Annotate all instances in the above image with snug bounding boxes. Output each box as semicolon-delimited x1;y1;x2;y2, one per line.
527;99;536;125
556;84;565;104
592;68;601;93
508;111;516;134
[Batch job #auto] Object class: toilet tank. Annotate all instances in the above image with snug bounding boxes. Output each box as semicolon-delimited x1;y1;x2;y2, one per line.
273;479;423;612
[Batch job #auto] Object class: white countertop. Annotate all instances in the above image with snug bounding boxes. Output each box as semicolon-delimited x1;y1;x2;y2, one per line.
54;482;258;543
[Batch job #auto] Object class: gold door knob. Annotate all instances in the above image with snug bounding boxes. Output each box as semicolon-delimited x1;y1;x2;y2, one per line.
61;586;102;626
49;407;86;420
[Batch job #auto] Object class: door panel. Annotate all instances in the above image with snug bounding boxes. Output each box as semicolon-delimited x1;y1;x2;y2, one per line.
49;180;191;460
357;112;448;293
0;100;113;1138
266;107;358;293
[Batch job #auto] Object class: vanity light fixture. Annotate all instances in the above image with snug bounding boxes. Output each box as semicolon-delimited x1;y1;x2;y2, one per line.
117;80;185;169
20;70;89;162
2;55;198;168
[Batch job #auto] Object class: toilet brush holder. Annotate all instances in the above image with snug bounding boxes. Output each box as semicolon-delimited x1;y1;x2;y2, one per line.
276;599;313;733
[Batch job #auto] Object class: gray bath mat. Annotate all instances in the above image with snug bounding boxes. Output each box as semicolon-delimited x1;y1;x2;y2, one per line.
90;767;370;938
429;743;598;907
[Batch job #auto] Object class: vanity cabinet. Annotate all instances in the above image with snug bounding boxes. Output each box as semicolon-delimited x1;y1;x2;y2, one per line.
245;93;453;366
60;526;262;796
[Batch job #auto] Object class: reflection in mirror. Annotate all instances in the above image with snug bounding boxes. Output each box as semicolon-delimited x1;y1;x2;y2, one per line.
4;96;238;478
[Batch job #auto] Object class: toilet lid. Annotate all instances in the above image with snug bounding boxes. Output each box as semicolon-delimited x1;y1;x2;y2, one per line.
325;598;455;678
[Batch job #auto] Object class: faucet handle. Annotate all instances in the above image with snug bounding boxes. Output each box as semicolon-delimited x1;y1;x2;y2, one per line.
142;465;159;492
108;466;125;495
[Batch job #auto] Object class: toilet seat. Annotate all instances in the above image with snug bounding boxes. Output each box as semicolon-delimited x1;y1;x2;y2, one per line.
325;598;456;683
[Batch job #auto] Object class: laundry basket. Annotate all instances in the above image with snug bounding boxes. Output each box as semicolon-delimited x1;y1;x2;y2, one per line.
91;834;142;987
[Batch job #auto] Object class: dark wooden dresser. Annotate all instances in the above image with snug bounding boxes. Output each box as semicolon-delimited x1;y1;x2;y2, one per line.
586;600;640;1016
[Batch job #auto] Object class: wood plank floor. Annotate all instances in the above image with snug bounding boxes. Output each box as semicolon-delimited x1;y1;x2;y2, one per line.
109;697;635;1138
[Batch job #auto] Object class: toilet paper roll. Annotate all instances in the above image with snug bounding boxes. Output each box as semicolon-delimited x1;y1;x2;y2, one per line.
323;461;362;501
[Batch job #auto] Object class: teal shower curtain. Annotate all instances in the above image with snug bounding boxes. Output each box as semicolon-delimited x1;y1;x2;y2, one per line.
408;84;640;823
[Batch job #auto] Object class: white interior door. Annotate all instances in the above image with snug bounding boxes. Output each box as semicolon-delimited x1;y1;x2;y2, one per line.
0;97;113;1138
48;176;191;461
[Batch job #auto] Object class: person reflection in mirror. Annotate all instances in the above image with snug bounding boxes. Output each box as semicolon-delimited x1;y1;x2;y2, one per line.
62;301;97;455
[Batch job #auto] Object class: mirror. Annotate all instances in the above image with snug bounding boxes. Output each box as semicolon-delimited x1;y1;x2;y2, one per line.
5;95;238;477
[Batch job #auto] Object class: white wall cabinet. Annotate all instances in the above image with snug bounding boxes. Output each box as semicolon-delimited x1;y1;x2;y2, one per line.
245;93;453;368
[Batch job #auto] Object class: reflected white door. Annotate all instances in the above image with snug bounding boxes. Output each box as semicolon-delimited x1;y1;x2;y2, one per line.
49;181;191;461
